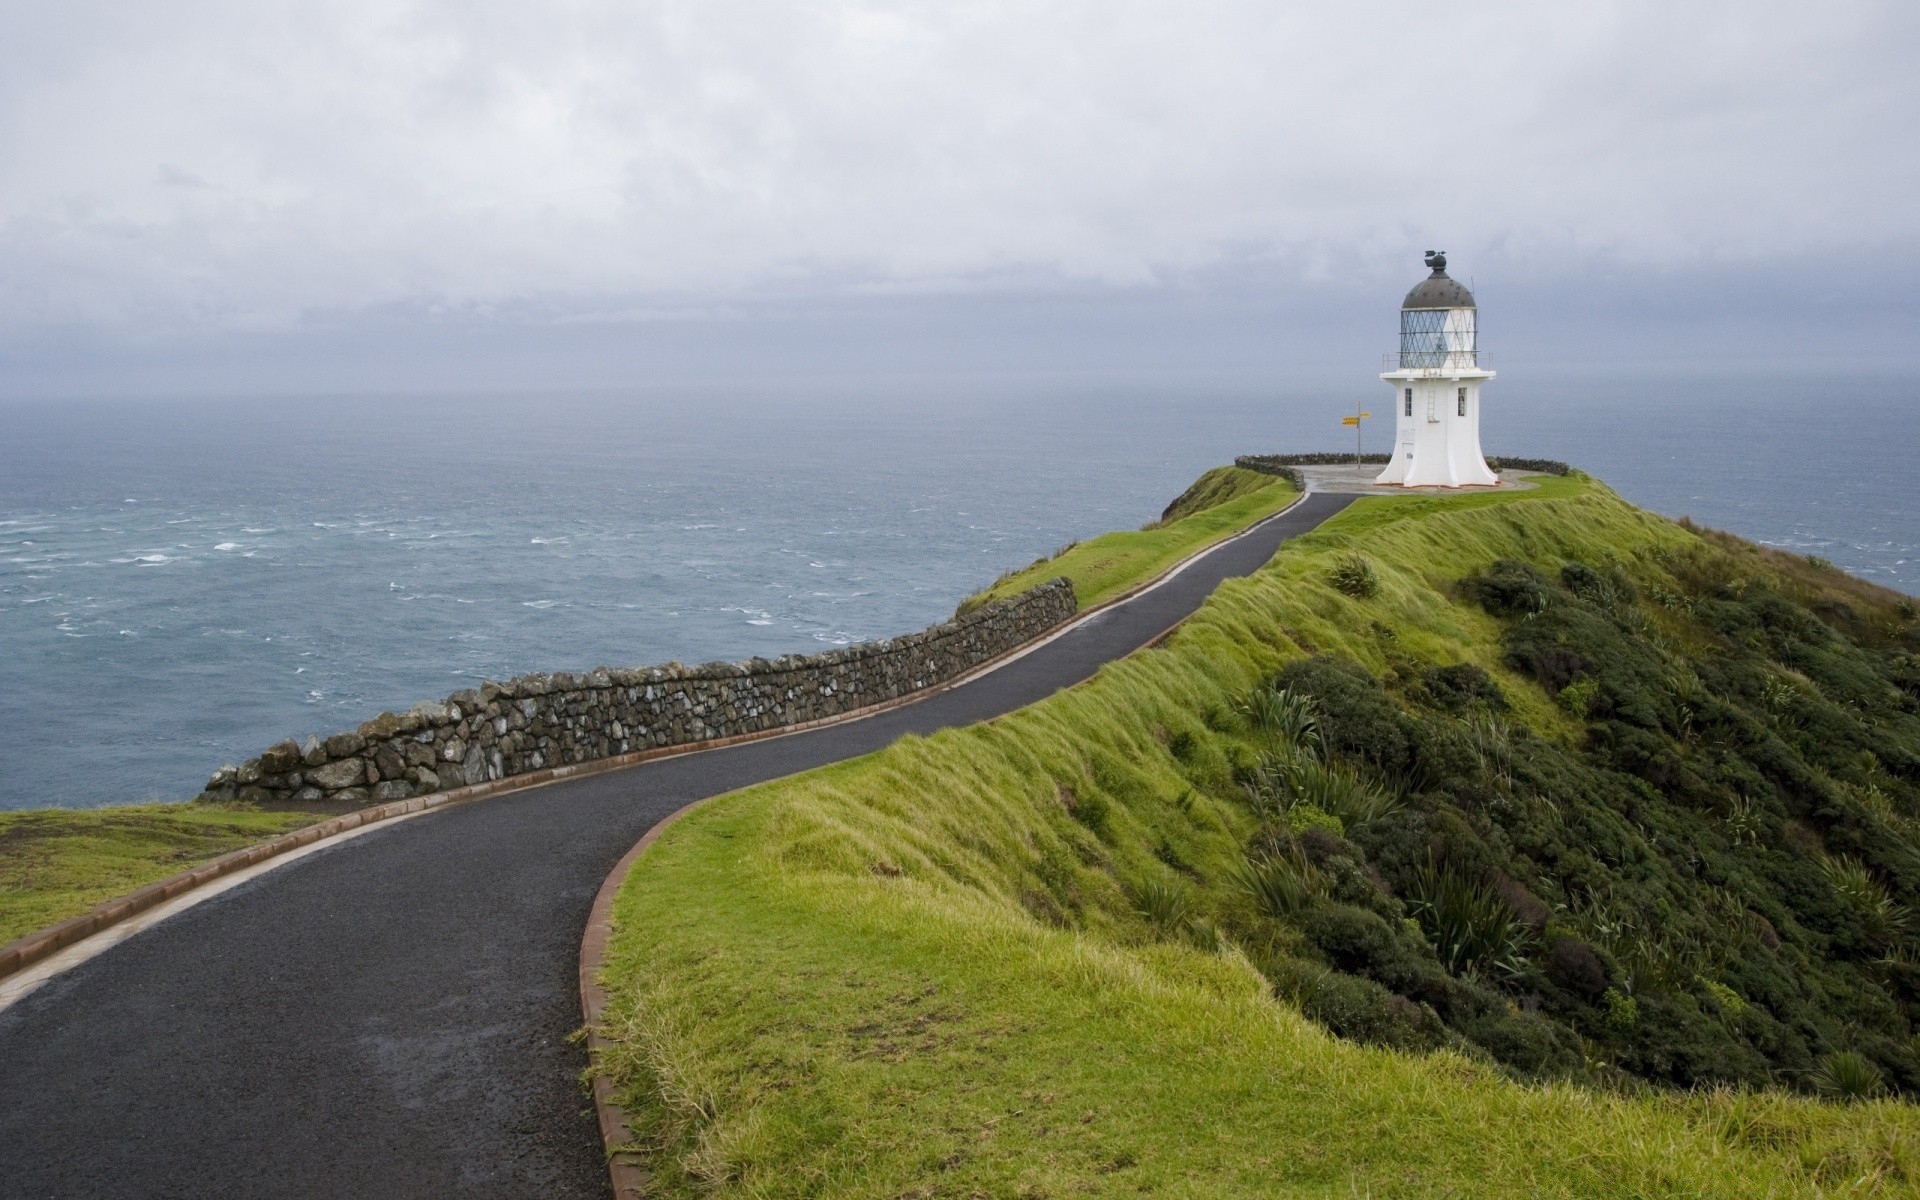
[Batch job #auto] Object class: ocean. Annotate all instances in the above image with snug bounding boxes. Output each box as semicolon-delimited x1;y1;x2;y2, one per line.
2;372;1912;810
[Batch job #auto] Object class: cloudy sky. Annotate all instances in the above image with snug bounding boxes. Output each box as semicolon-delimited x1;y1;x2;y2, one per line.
2;1;1915;396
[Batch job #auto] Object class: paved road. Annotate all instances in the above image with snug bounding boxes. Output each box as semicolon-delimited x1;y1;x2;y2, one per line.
0;492;1351;1199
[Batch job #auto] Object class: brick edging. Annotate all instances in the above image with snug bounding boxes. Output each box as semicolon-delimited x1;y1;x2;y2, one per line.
578;792;714;1196
574;489;1309;1197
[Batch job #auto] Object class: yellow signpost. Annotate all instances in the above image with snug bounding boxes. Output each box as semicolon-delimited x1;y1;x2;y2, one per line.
1343;404;1372;463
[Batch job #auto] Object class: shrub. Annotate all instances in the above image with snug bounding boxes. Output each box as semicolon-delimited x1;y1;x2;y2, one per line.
1268;963;1449;1052
1238;686;1323;754
1605;988;1640;1031
1287;805;1345;838
1328;554;1380;598
1406;860;1531;982
1274;659;1414;772
1557;677;1601;718
1502;602;1675;728
1819;855;1912;948
1701;979;1748;1018
1544;936;1610;998
1560;561;1630;609
1723;796;1764;847
1463;712;1514;786
1419;663;1507;712
1267;757;1405;832
1303;904;1448;1000
1462;559;1553;617
1811;1051;1884;1101
1132;874;1193;934
1448;998;1576;1073
1234;850;1324;920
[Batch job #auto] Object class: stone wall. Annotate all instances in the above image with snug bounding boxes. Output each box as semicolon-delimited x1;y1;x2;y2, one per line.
1235;452;1572;486
200;578;1077;808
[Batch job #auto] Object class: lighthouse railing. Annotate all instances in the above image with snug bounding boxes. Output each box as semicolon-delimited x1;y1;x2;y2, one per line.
1382;350;1488;371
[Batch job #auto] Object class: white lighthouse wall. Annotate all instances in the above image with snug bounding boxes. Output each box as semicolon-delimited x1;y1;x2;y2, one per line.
1372;371;1498;488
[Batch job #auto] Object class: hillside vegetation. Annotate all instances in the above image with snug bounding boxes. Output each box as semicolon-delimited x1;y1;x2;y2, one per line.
957;466;1296;614
596;470;1920;1196
1154;464;1286;525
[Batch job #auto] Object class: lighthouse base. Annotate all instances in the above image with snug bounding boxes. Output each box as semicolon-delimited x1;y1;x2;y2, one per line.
1374;367;1498;488
1372;457;1502;489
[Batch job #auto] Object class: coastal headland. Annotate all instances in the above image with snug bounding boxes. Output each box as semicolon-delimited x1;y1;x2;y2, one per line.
6;461;1920;1197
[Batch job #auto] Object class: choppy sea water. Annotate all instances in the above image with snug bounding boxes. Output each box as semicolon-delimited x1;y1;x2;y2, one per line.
2;373;1912;809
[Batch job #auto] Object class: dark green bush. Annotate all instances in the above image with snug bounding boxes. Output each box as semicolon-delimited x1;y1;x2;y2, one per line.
1233;850;1322;920
1447;998;1579;1074
1560;561;1635;610
1274;658;1414;772
1237;686;1323;753
1462;559;1553;617
1303;904;1449;1002
1406;860;1532;982
1543;935;1610;999
1266;960;1452;1052
1812;1050;1885;1100
1328;554;1380;598
1418;663;1507;712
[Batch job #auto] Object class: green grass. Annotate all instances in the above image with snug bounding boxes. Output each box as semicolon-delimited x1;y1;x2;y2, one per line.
958;468;1299;614
0;804;322;945
1155;464;1288;525
597;470;1920;1196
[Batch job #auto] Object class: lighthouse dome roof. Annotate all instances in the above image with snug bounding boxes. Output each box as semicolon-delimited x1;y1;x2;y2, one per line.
1402;251;1475;309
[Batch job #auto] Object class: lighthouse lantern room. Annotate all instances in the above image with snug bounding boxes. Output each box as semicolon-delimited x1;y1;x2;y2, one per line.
1373;251;1499;488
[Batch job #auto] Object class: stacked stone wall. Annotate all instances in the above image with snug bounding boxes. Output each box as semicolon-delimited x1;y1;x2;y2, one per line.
1235;452;1572;487
201;578;1076;807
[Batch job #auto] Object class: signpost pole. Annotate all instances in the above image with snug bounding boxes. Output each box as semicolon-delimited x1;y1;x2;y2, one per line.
1341;405;1371;467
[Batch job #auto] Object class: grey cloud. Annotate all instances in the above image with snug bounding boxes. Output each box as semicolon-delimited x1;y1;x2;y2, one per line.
0;1;1914;389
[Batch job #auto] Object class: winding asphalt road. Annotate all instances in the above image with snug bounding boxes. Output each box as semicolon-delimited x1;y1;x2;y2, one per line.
0;491;1350;1199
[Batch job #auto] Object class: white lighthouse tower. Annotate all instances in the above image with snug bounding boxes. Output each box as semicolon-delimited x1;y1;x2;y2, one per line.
1374;252;1499;488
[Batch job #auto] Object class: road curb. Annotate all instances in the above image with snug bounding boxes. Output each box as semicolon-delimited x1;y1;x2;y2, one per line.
573;487;1311;1197
577;790;715;1196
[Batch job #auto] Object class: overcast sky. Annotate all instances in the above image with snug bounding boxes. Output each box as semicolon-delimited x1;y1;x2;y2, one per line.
2;1;1916;396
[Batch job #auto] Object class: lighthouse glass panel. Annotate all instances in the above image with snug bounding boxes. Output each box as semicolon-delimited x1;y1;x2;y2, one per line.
1399;307;1478;369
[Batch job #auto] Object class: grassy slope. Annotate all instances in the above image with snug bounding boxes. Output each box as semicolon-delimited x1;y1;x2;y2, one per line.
598;471;1920;1197
958;468;1298;614
1154;464;1286;525
0;804;321;944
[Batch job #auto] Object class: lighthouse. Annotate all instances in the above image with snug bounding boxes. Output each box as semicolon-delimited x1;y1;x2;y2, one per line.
1374;251;1499;488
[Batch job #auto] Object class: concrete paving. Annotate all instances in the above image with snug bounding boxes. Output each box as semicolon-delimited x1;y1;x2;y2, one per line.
1293;463;1538;495
0;491;1352;1200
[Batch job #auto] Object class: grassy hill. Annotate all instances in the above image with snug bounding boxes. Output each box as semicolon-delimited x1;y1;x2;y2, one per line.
595;468;1920;1196
0;804;322;945
956;466;1297;614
